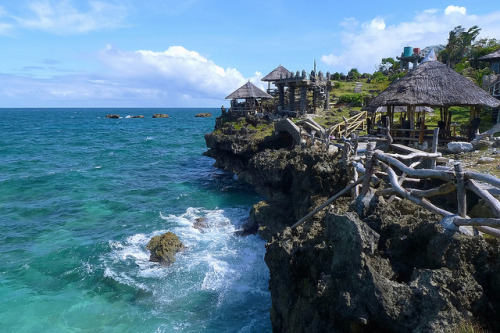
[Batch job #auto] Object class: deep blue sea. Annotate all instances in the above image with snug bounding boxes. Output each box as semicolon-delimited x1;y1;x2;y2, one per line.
0;108;271;332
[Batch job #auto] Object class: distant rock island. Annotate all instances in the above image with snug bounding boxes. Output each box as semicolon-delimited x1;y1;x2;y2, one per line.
106;114;120;119
195;113;212;118
152;113;170;118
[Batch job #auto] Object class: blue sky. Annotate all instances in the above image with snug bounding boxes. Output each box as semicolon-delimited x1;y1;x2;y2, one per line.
1;0;499;107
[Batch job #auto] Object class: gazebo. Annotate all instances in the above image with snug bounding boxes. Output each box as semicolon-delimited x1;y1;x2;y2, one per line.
225;81;273;116
262;65;291;94
368;50;500;143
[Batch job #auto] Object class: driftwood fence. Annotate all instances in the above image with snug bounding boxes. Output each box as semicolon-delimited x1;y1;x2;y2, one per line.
328;111;367;139
293;138;500;239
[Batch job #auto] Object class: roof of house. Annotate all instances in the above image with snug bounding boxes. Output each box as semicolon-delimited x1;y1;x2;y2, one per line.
478;49;500;61
261;65;292;82
225;81;273;100
368;59;500;108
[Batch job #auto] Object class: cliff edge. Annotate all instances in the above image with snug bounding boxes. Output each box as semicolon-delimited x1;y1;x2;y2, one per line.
204;114;500;332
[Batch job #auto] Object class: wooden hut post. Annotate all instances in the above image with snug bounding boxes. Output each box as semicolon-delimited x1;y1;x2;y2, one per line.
419;110;426;145
454;163;466;218
429;127;439;169
408;105;415;141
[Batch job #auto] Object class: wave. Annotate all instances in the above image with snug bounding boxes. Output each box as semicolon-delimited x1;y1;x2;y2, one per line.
101;206;270;312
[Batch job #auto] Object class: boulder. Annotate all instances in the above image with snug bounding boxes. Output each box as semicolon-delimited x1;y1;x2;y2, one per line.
471;139;493;150
447;141;474;154
131;115;144;118
106;114;120;119
193;217;208;230
152;113;170;118
195;113;212;118
146;232;185;266
478;157;495;164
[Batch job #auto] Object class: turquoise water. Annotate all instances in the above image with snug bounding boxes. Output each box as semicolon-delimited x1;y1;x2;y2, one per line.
0;108;271;332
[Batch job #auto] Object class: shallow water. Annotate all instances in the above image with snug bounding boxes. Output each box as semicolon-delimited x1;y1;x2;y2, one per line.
0;108;271;332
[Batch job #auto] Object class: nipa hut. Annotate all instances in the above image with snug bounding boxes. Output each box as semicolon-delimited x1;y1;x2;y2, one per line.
262;65;291;94
225;81;272;116
368;50;500;142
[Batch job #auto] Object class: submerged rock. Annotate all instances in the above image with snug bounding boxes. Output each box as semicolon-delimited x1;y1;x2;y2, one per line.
152;113;170;118
146;232;185;266
195;113;212;118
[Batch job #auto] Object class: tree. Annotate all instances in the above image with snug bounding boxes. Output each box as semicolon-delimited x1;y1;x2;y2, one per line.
348;68;361;80
378;57;400;74
440;25;481;67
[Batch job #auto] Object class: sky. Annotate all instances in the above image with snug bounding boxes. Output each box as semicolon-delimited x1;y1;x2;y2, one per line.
0;0;499;108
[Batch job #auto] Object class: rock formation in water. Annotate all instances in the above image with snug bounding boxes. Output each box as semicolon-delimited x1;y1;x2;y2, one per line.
195;113;212;118
106;114;120;119
146;232;185;266
152;113;170;118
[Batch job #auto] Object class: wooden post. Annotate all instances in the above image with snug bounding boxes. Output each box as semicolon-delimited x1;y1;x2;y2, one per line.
428;127;439;169
419;110;426;145
385;121;393;153
454;163;466;218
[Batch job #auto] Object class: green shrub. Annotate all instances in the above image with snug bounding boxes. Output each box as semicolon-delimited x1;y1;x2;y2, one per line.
338;93;364;106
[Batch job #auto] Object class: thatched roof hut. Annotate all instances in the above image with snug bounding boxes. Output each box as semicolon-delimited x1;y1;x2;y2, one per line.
368;60;500;109
368;57;499;142
262;65;291;82
225;81;272;115
370;105;434;114
479;49;500;74
478;49;500;61
225;81;272;100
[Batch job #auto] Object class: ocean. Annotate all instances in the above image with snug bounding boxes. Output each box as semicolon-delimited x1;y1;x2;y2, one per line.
0;108;271;332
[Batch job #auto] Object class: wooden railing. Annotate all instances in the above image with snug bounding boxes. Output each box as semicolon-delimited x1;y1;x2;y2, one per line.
293;139;500;239
328;111;367;139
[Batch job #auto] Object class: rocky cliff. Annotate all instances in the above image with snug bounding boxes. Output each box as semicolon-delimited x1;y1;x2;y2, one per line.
204;115;500;332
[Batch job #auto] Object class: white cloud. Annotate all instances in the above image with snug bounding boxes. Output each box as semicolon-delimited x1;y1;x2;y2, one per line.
98;45;261;100
0;45;261;107
15;0;128;34
321;6;500;74
445;5;466;16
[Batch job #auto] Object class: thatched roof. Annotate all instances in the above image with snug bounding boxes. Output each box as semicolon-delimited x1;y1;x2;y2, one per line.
225;81;273;100
262;65;291;82
370;105;434;113
368;60;500;108
478;49;500;61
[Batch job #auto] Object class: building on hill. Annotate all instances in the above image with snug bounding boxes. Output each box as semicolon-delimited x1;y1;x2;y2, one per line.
225;81;273;116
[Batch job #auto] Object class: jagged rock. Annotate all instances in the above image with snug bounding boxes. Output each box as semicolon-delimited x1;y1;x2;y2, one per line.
152;113;170;118
447;141;474;153
193;217;208;230
106;114;120;119
195;113;212;118
266;207;500;332
146;232;185;266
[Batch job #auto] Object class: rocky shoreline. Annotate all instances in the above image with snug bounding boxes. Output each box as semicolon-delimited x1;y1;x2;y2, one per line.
204;114;500;332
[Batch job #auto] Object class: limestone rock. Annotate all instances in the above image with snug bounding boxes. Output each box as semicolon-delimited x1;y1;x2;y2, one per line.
152;113;170;118
146;232;185;266
471;139;493;150
447;141;474;153
265;201;500;332
195;113;212;118
478;157;495;164
106;114;120;119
